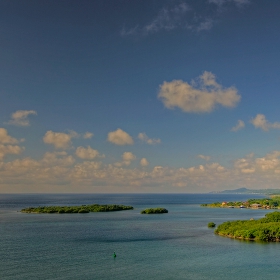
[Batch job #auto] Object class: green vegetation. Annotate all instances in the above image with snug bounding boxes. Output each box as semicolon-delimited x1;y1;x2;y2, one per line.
208;222;216;228
141;208;168;214
21;204;134;214
247;197;280;208
201;196;280;209
215;211;280;241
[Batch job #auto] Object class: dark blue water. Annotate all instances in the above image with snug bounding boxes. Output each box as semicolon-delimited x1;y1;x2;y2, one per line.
0;193;279;280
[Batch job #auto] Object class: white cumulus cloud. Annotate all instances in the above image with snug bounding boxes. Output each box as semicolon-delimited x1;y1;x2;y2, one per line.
138;133;161;145
140;158;149;167
0;144;23;160
233;151;280;175
0;128;19;144
7;110;37;126
251;114;280;131
75;146;104;160
83;132;93;139
107;129;134;145
114;152;136;167
43;130;76;149
43;130;95;149
122;152;136;162
158;71;240;113
122;152;136;165
231;120;245;132
42;151;75;166
198;155;210;161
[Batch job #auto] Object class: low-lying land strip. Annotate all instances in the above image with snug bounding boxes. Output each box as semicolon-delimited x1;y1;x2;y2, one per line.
215;211;280;241
201;197;280;209
21;204;134;213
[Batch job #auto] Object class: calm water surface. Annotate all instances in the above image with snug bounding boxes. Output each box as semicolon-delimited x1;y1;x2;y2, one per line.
0;193;279;280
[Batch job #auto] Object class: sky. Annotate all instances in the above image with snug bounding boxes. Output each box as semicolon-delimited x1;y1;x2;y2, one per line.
1;0;280;193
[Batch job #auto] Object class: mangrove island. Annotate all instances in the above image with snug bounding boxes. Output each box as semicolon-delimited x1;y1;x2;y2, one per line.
21;204;134;214
208;222;216;228
141;208;168;214
215;211;280;241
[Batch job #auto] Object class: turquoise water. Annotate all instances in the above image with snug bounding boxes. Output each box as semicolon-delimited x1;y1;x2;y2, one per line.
1;193;280;279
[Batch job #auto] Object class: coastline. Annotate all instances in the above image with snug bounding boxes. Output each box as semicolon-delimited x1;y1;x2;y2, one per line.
215;232;280;242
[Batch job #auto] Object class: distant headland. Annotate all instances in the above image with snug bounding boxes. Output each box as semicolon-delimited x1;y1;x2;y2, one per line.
209;187;280;195
201;197;280;209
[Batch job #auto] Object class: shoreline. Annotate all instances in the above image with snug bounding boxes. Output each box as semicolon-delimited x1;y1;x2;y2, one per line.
203;206;280;210
216;232;280;242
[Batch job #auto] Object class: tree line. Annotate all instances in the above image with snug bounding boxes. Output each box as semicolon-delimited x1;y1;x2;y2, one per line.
21;204;134;214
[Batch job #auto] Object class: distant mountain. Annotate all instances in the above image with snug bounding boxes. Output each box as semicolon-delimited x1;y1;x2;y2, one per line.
209;188;280;195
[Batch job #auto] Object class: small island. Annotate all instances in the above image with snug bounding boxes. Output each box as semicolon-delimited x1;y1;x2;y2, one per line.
21;204;134;214
215;211;280;241
141;208;168;214
208;222;216;228
201;197;280;209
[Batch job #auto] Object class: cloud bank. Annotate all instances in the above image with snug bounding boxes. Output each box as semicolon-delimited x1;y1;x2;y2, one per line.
2;142;280;192
0;144;23;160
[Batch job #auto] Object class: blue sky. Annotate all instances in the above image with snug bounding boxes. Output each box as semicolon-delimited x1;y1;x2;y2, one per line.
1;0;280;193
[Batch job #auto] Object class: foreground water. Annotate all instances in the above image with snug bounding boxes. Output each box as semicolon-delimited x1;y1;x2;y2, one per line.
1;193;280;280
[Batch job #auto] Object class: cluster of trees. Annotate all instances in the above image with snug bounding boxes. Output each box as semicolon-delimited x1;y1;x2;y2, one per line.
141;208;168;214
21;204;134;214
201;201;245;207
208;222;216;228
247;197;280;208
201;202;227;207
215;211;280;241
201;197;280;209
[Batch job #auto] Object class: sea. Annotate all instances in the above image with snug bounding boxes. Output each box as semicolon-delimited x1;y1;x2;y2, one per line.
1;193;280;280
